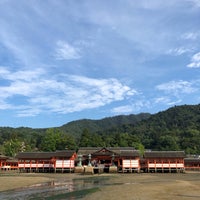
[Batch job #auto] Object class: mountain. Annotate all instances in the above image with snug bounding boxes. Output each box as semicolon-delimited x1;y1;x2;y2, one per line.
132;104;200;154
59;113;151;137
0;104;200;156
59;104;200;154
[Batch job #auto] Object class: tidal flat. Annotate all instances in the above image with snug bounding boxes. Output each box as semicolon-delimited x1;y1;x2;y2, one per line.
0;172;200;200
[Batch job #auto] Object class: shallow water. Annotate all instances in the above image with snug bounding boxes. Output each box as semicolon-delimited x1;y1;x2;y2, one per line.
0;176;110;200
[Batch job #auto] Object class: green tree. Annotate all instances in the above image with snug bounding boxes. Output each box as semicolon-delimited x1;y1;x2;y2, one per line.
41;129;57;151
2;139;22;157
57;134;76;150
41;128;76;151
158;135;179;151
79;128;92;147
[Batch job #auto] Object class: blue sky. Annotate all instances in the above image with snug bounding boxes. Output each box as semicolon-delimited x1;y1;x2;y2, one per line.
0;0;200;128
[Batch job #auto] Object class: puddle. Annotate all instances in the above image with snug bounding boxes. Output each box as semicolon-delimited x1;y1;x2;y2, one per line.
0;176;110;200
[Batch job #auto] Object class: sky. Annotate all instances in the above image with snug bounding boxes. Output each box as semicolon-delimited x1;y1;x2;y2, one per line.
0;0;200;128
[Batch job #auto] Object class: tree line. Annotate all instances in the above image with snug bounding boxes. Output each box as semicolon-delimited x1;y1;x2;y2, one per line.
0;104;200;157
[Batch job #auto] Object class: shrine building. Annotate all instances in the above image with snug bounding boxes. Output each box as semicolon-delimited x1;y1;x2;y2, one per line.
16;150;76;173
143;151;185;173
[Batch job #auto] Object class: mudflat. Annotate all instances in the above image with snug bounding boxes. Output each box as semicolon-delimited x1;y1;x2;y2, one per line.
0;172;200;200
84;172;200;200
0;173;74;192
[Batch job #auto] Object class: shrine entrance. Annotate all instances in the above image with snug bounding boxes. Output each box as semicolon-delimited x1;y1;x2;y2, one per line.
91;148;117;173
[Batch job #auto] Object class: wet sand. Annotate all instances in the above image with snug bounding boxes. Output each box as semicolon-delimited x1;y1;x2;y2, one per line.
0;172;200;200
0;173;75;192
84;172;200;200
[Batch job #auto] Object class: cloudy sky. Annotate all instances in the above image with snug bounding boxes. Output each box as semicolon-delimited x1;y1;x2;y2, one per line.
0;0;200;128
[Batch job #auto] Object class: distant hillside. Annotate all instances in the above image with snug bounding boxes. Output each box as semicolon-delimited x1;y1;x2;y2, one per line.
0;104;200;156
132;104;200;154
59;113;151;137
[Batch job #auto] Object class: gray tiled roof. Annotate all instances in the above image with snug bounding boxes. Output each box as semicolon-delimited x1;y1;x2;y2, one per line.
16;150;76;159
144;151;185;158
77;147;140;157
77;147;102;155
0;155;8;160
184;158;200;163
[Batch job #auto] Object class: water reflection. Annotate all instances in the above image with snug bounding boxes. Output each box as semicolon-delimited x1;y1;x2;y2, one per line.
0;176;110;200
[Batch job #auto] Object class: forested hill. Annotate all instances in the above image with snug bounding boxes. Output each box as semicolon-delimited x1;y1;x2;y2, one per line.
60;113;151;137
131;104;200;154
0;104;200;156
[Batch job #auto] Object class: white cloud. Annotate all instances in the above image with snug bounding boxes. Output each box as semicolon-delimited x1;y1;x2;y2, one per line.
156;80;197;96
111;99;151;115
17;107;42;117
181;32;199;40
54;41;81;60
167;99;182;105
67;75;137;100
128;0;183;10
131;100;151;111
154;97;182;105
0;99;12;110
187;0;200;8
187;52;200;68
154;97;171;104
0;67;45;81
112;105;133;114
0;67;137;116
167;47;190;56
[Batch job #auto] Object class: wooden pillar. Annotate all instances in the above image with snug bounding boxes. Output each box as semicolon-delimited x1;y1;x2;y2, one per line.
30;160;32;172
138;158;140;173
23;160;25;172
62;158;64;173
70;159;73;173
36;160;38;172
122;159;124;173
48;160;50;173
17;160;19;173
55;159;57;173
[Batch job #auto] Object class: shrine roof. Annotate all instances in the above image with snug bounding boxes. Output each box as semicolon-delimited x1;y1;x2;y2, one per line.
77;147;140;157
144;151;185;158
184;157;200;163
16;150;76;159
